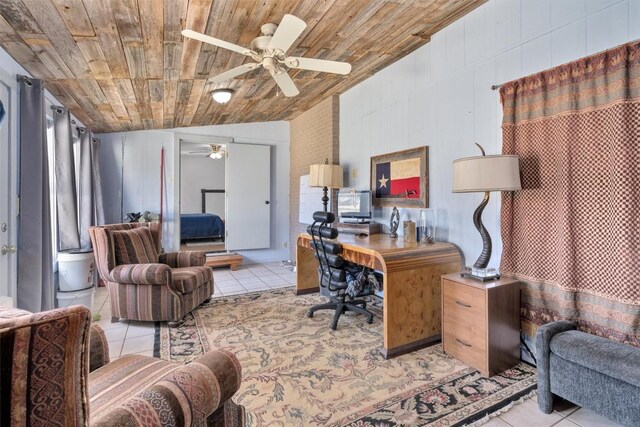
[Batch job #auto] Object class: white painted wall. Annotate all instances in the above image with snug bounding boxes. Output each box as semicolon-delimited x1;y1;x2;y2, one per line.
340;0;639;269
180;155;225;216
97;121;290;263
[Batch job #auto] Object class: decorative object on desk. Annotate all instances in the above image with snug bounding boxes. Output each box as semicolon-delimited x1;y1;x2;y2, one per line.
389;206;399;238
309;158;344;212
403;220;416;243
452;143;521;281
371;146;429;208
417;208;435;244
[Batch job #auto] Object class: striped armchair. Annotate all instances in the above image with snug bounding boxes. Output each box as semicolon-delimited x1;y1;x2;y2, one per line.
0;305;245;426
89;223;213;322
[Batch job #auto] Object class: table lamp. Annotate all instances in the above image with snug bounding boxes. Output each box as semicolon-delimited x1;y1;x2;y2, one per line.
452;144;521;281
310;159;344;212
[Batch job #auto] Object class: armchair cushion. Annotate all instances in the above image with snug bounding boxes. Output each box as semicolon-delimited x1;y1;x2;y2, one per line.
172;266;213;294
159;251;206;268
111;227;158;265
89;349;242;426
0;306;91;426
110;263;171;285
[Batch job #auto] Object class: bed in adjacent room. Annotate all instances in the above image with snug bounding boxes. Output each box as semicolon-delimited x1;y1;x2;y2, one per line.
180;213;225;242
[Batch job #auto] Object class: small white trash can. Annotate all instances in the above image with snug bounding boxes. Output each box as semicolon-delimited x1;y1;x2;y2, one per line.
57;248;96;309
57;249;95;292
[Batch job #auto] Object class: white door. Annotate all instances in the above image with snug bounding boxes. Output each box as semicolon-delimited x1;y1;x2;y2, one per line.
225;143;271;250
0;73;18;304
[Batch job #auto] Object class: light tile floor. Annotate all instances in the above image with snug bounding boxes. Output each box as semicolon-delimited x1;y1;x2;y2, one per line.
92;262;621;427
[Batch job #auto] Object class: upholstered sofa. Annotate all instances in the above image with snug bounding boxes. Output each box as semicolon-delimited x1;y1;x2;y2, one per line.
0;305;245;426
89;222;213;322
536;321;640;425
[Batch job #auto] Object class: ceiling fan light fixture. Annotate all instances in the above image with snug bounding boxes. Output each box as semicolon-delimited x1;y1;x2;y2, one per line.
209;151;223;159
211;89;234;104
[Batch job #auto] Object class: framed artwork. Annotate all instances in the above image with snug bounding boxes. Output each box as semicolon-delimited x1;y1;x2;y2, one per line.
370;146;429;208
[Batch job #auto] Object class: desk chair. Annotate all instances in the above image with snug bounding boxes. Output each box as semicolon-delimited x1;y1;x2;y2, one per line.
306;211;374;330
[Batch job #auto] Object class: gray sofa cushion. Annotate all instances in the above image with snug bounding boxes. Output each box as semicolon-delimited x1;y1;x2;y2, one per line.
550;330;640;388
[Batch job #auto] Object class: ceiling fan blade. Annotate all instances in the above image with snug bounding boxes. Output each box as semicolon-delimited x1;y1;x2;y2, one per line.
182;29;251;55
268;14;307;53
208;63;260;83
287;57;351;75
271;71;299;97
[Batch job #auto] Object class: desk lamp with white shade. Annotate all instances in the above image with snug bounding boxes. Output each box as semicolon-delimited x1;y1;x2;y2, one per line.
309;159;344;212
452;144;521;281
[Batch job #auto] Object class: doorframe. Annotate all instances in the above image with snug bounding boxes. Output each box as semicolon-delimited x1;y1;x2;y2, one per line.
172;133;233;252
0;66;19;305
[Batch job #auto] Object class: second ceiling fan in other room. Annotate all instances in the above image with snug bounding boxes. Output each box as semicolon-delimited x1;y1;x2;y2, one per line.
182;14;352;97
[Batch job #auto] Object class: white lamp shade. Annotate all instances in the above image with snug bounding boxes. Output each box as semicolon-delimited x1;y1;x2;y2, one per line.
452;155;521;192
309;164;344;188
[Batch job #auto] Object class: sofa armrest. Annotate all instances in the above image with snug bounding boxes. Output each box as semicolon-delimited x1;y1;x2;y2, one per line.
109;263;171;285
535;320;577;413
159;251;206;268
89;324;110;372
92;349;242;427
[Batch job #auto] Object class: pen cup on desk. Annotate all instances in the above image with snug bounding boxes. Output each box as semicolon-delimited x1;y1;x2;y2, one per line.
418;209;435;244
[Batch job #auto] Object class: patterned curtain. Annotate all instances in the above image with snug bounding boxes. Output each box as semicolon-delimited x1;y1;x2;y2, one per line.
499;40;640;352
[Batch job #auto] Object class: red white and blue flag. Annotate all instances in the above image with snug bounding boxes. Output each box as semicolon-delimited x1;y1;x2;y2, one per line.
375;158;421;199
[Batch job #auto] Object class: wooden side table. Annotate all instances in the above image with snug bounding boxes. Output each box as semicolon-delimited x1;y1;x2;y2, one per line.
441;273;520;377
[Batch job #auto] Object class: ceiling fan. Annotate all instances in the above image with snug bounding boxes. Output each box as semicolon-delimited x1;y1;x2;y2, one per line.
181;14;352;97
188;144;226;159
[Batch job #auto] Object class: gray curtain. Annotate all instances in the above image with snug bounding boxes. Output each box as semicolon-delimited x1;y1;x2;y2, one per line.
52;106;80;250
91;137;105;226
17;76;54;312
77;128;105;248
78;127;93;249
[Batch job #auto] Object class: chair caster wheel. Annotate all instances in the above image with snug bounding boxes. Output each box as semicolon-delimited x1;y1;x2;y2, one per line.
362;303;367;309
330;324;337;331
307;311;313;318
367;317;373;324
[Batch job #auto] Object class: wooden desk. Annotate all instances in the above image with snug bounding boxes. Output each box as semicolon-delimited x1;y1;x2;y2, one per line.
296;233;462;358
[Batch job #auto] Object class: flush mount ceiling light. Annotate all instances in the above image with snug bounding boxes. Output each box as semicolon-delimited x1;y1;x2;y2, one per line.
211;89;234;104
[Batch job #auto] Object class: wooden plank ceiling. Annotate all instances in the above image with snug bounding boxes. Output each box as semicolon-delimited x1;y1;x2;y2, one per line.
0;0;485;133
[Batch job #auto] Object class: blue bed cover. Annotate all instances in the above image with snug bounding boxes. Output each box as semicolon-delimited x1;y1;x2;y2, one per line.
180;213;224;240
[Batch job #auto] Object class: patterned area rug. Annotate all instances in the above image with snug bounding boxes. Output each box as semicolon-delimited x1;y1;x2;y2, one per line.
155;289;536;426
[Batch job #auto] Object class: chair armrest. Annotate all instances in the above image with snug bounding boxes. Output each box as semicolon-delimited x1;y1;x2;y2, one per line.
92;349;242;427
109;263;171;285
89;324;110;372
159;251;206;268
535;320;577;413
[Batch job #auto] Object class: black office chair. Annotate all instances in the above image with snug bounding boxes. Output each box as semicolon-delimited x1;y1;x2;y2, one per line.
306;211;374;330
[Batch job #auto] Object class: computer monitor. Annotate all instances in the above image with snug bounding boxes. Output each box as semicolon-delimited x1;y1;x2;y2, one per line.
337;190;372;222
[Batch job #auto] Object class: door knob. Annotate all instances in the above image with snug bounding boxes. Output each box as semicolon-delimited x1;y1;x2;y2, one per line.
265;201;270;205
1;245;16;255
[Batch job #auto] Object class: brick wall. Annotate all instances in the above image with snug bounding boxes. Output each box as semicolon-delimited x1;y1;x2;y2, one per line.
289;95;339;259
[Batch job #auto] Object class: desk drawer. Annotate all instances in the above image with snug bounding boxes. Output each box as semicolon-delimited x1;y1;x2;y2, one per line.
442;279;485;322
442;279;488;372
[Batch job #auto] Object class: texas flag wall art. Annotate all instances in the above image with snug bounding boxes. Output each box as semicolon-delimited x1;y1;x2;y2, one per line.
370;146;429;208
375;158;421;199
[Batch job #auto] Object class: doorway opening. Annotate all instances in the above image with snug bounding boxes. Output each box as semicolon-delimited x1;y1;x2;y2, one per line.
179;137;229;254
